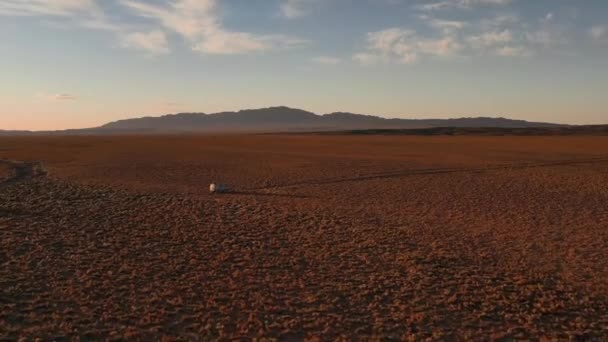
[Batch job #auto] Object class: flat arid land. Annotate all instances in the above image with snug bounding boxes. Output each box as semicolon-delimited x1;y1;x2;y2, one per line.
1;135;608;340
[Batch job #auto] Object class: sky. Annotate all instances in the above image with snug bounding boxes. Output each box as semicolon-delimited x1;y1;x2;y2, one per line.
1;0;607;130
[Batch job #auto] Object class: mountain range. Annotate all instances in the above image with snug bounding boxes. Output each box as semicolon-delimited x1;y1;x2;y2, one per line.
0;106;566;135
100;106;563;132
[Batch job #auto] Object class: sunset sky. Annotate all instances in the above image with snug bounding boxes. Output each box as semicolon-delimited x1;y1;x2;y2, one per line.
1;0;607;130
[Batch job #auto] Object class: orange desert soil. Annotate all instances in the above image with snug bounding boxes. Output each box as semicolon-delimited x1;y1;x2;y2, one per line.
1;135;608;340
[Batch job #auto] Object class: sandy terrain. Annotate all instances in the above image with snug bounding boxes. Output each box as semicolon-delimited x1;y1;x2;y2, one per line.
1;135;608;340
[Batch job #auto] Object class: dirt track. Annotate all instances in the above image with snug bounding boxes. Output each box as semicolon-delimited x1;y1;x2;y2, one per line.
1;135;608;340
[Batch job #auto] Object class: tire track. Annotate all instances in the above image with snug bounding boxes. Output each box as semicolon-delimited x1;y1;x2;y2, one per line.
252;156;608;191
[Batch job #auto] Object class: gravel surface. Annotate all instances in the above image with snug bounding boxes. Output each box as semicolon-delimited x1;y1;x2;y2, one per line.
1;135;608;340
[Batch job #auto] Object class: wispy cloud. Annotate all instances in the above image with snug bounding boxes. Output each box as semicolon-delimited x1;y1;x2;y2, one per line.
37;93;78;101
525;12;568;48
354;7;576;65
0;0;171;54
0;0;583;64
468;29;513;47
280;0;319;19
0;0;100;16
353;28;463;65
479;14;520;30
0;0;116;32
54;94;77;101
424;17;468;34
418;0;512;11
495;45;527;56
0;0;308;56
589;25;608;41
121;30;170;55
467;29;529;57
122;0;307;55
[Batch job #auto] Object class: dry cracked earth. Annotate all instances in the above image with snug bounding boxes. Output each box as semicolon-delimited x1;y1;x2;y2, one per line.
1;135;608;340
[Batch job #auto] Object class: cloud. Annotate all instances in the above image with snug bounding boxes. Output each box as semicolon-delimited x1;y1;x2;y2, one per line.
425;17;468;34
363;5;581;65
0;0;307;56
480;14;520;29
495;45;527;57
589;26;608;41
0;0;122;33
353;28;463;65
120;0;214;41
468;29;513;48
54;94;77;101
121;30;170;55
352;52;386;65
312;56;342;64
0;1;163;54
356;8;565;65
280;0;318;19
37;93;78;101
193;32;307;55
524;13;567;48
122;0;307;55
418;36;463;56
53;94;77;101
0;0;100;17
467;30;529;56
0;0;116;31
418;0;511;11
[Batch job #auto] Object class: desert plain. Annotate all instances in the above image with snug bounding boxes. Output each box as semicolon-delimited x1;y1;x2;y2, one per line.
1;134;608;340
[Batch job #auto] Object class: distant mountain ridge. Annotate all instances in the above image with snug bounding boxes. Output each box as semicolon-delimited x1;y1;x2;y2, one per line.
98;106;562;133
1;106;573;135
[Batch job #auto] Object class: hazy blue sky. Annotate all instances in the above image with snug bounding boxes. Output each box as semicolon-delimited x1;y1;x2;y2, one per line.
1;0;607;130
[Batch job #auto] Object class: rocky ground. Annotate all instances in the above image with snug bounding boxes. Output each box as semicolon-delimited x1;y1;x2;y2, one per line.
0;162;12;181
1;135;608;340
